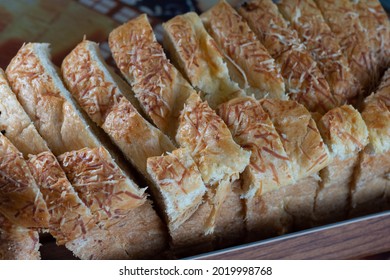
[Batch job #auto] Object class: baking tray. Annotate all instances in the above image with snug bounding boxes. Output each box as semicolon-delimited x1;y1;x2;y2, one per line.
189;211;390;260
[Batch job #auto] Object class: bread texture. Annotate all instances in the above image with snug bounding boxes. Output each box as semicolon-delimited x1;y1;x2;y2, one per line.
6;43;101;155
176;93;251;232
351;0;390;73
351;69;390;215
0;68;94;245
163;12;244;108
109;14;194;139
238;0;337;114
218;96;293;198
314;0;376;92
201;0;286;100
0;133;49;228
61;40;175;178
147;148;207;231
316;105;369;224
260;99;330;230
0;213;40;260
0;69;49;156
58;147;167;259
276;0;358;105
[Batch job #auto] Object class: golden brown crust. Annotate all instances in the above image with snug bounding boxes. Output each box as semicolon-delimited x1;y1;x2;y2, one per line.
218;97;293;198
239;0;337;113
147;148;206;230
260;99;330;179
314;0;376;91
61;40;175;177
0;213;40;260
163;12;244;108
276;0;359;105
27;152;94;245
58;147;146;223
5;43;100;155
351;0;390;72
109;14;194;138
0;69;50;157
201;1;286;100
0;134;49;228
176;93;251;185
317;105;369;159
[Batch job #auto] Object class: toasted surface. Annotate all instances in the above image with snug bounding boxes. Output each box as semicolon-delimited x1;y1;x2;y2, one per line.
28;152;94;245
361;69;390;153
147;148;206;230
6;43;101;155
276;0;358;105
218;97;293;198
58;147;146;223
163;12;244;108
261;99;330;180
62;40;175;177
109;14;194;139
66;202;168;260
238;0;336;113
0;213;40;260
201;1;286;100
317;105;369;160
176;93;251;185
314;0;376;91
0;134;49;228
0;69;49;156
351;0;390;72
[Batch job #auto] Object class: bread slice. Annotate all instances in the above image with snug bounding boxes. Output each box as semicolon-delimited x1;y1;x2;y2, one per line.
58;147;167;259
0;133;49;228
163;12;245;108
176;92;251;232
314;0;376;92
261;99;330;230
0;68;94;245
218;97;293;198
276;0;358;105
6;43;168;259
0;213;40;260
238;0;337;114
351;0;390;74
315;105;369;225
108;14;194;139
147;148;213;254
351;69;390;216
61;40;175;178
201;0;286;100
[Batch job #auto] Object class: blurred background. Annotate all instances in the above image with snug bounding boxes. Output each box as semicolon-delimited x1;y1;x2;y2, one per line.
0;0;243;69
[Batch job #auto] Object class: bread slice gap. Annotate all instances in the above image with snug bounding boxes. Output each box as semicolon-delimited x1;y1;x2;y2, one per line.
260;99;331;231
351;69;390;216
163;12;245;109
276;0;358;105
109;14;194;140
315;105;369;225
238;0;337;114
314;0;377;94
0;213;40;260
5;43;168;259
201;0;286;100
